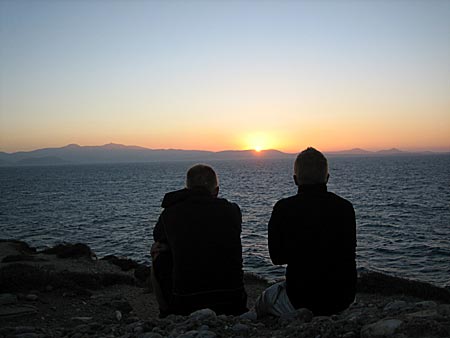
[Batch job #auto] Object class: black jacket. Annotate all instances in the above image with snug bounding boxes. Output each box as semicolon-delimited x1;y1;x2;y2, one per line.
268;184;357;315
153;188;247;315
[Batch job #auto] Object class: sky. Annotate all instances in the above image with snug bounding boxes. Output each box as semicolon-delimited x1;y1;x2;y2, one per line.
1;0;449;153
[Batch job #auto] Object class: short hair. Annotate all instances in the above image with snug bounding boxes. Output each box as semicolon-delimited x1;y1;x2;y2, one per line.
186;164;218;193
294;147;328;185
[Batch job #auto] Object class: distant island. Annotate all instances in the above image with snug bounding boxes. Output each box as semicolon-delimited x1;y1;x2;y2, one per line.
0;143;445;166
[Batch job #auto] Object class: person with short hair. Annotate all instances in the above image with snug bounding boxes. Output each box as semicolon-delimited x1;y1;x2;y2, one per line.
255;147;357;317
151;164;247;317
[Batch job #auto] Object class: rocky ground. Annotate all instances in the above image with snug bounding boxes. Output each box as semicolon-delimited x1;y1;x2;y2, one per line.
0;240;449;338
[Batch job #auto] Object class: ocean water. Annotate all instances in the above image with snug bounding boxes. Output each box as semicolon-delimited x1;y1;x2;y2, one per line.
0;155;449;287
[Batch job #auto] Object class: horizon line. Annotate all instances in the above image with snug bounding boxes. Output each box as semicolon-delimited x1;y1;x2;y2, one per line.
2;142;450;154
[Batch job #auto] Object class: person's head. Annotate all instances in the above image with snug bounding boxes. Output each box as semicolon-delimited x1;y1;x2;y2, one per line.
294;147;329;186
186;164;219;197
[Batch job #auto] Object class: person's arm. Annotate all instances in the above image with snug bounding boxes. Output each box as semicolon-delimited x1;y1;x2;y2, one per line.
153;214;166;242
150;212;172;313
232;202;243;232
268;202;287;265
151;213;170;259
348;205;357;259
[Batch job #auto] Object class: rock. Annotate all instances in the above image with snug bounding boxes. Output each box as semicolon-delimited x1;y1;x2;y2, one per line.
415;300;437;309
231;323;250;333
295;308;314;323
101;255;139;271
14;326;36;334
383;300;408;312
73;324;90;333
0;305;37;317
361;319;403;338
189;308;217;320
177;330;199;338
115;310;123;321
313;316;332;323
71;317;93;322
88;322;103;330
357;271;450;303
239;311;257;321
139;332;163;338
40;243;95;259
0;264;51;292
151;326;168;336
15;334;39;338
25;294;39;301
1;254;41;263
0;293;18;305
134;265;151;282
134;326;144;335
140;333;163;338
406;309;439;318
279;308;314;325
126;321;141;332
126;316;140;324
342;332;356;338
196;331;217;338
112;299;133;313
0;240;36;255
279;311;298;323
0;327;13;336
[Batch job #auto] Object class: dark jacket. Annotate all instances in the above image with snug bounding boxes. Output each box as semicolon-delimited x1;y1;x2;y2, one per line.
268;184;357;315
153;188;247;315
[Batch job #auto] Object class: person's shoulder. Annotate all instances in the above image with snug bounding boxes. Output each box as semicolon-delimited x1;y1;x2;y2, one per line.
273;195;298;209
216;198;241;211
161;189;190;208
327;191;354;210
215;198;242;222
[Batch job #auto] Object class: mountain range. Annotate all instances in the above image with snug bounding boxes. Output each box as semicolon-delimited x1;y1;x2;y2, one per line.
0;143;443;167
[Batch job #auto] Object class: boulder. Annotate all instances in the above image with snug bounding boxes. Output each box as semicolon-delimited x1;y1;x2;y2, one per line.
101;255;139;271
189;308;217;321
0;293;18;305
383;300;410;313
2;254;45;263
361;319;403;338
134;264;151;281
40;243;95;259
358;271;450;302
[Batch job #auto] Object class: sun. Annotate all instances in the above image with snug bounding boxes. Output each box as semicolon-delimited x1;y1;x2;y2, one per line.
244;132;272;152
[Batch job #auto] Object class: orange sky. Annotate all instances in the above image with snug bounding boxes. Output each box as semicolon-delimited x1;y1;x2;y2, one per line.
1;1;450;153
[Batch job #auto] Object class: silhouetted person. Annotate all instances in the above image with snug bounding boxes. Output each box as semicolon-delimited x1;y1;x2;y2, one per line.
256;147;356;317
151;164;247;317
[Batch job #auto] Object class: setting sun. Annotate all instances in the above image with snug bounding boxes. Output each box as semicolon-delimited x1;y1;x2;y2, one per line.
243;132;280;152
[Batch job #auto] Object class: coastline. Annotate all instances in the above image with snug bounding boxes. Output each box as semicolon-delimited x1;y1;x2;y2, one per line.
1;240;449;338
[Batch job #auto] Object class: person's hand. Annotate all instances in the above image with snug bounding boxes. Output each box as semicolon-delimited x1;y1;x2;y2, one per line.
151;241;169;260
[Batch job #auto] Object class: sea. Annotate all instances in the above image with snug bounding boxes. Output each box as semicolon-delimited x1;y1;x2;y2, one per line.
1;155;449;288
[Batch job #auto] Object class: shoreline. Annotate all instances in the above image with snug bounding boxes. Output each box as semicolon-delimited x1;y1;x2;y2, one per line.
1;240;449;337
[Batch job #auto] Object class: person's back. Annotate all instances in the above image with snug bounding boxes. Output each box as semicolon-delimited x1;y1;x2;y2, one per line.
152;165;247;316
256;147;356;317
269;184;356;315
